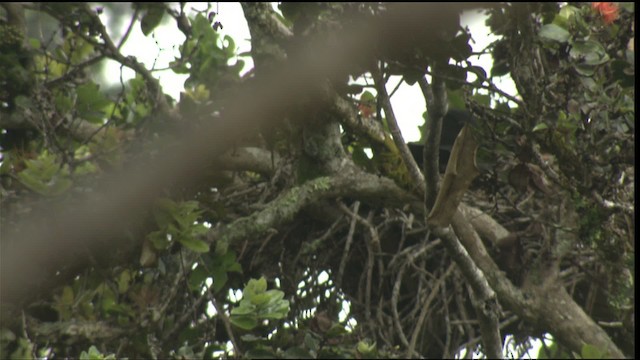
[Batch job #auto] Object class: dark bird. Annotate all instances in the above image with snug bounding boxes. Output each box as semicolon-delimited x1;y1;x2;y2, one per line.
408;109;476;171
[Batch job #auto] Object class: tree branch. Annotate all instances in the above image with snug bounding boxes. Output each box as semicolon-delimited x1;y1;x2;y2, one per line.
453;205;625;358
41;4;173;116
210;162;421;254
418;75;447;210
372;64;425;196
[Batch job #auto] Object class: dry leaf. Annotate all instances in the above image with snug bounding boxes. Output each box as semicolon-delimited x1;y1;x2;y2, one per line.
427;125;479;227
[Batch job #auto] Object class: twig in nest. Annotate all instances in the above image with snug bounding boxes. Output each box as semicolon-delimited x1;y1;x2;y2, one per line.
407;263;455;358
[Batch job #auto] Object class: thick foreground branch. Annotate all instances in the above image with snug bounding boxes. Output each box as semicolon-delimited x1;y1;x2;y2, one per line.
452;207;626;358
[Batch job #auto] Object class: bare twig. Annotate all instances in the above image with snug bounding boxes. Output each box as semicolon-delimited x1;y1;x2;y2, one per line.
391;264;411;348
364;225;374;326
430;216;504;358
407;263;455;358
455;281;477;349
337;201;359;289
117;6;141;50
210;292;242;357
421;65;524;108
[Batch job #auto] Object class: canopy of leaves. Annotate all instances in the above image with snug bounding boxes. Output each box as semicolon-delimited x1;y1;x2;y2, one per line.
0;2;634;359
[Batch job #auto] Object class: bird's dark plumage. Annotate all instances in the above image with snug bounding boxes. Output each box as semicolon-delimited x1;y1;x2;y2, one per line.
408;109;475;171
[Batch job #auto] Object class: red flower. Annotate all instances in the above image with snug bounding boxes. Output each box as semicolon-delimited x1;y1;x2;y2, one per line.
591;2;619;24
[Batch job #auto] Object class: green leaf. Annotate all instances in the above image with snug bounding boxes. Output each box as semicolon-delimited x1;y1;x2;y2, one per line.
570;40;609;66
264;289;285;303
74;161;99;176
244;277;268;300
243;348;278;359
148;230;170;250
230;278;289;328
250;293;271;306
357;340;377;355
175;344;197;360
283;347;314;359
100;286;118;314
61;286;75;305
573;15;591;38
223;35;236;58
490;62;510;77
325;323;349;338
262;300;289;319
152;198;176;226
574;64;596;77
578;76;598;91
47;177;73;196
54;90;75;114
440;64;467;90
118;270;132;294
211;270;228;293
178;236;209;253
188;266;208;291
209;251;242;292
231;302;256;316
240;334;266;342
17;172;49;195
140;4;166;36
0;328;16;343
401;68;424;85
448;89;466;110
304;333;321;352
558;5;579;21
8;338;34;360
539;24;571;43
449;32;473;62
28;37;41;49
359;90;375;103
230;314;258;330
16;151;72;197
551;14;569;29
230;59;246;75
76;83;111;123
351;146;375;172
557;111;578;134
471;93;491;107
79;345;116;360
532;123;549;132
221;251;243;273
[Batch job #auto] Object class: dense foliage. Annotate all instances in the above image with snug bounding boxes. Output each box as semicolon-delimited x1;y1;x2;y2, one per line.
1;3;634;359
